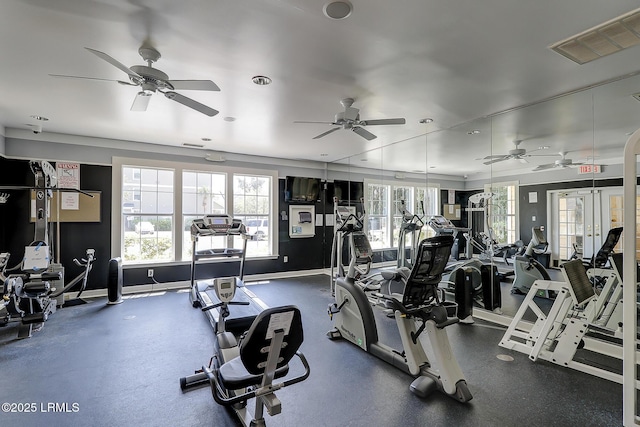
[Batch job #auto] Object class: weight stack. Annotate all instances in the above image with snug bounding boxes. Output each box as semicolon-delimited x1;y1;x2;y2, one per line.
480;264;501;311
453;267;474;323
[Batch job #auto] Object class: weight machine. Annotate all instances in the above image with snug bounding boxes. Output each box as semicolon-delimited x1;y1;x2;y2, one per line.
0;160;96;338
500;258;639;384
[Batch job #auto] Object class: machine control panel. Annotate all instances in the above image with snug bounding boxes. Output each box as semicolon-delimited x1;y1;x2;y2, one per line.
213;277;237;303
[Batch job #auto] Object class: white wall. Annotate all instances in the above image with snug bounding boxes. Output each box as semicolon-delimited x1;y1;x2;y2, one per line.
4;129;467;189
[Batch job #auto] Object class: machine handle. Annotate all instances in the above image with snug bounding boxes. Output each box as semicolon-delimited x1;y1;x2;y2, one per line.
202;302;224;312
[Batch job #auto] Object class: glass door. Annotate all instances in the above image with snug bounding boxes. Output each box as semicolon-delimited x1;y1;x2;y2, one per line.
550;190;601;266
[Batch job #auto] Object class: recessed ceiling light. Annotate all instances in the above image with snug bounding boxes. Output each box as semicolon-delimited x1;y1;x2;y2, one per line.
429;166;436;169
320;153;328;157
419;118;434;124
538;145;550;150
467;130;481;135
182;143;204;148
323;1;353;20
30;115;49;121
252;75;272;85
201;137;212;142
360;158;368;162
223;117;236;122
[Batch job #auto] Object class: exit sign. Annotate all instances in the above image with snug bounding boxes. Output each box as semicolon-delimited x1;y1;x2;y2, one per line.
578;164;602;174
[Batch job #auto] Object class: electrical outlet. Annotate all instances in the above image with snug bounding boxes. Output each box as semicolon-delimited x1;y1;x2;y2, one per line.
147;269;154;278
283;256;288;263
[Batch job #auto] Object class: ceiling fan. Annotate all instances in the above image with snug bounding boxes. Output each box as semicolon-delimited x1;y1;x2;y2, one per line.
50;41;220;116
482;140;548;165
532;152;585;171
294;98;405;141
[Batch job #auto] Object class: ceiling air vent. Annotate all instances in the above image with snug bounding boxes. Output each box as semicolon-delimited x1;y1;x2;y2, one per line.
550;8;640;64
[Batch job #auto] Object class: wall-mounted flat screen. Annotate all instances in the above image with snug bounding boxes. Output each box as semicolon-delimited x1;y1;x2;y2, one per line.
285;176;321;202
332;180;364;203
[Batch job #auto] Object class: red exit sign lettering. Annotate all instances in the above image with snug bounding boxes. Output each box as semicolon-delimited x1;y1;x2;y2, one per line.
578;164;601;174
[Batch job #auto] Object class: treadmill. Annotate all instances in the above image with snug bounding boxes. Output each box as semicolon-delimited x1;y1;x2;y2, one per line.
189;214;267;334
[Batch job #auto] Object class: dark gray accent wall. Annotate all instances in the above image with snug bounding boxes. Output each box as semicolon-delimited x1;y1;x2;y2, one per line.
0;157;112;289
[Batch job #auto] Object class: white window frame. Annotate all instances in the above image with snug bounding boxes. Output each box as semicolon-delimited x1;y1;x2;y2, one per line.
364;179;440;250
484;180;519;244
112;157;279;265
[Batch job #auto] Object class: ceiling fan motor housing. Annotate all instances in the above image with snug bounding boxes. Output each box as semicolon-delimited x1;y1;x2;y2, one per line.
129;65;173;91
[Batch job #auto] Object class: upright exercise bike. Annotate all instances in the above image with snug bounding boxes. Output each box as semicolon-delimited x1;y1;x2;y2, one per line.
180;277;310;426
327;235;472;402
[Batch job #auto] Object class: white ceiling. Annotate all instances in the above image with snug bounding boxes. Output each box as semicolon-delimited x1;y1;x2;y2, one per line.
2;0;640;177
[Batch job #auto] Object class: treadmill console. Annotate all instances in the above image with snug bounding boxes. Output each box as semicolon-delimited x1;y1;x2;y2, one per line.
204;214;233;231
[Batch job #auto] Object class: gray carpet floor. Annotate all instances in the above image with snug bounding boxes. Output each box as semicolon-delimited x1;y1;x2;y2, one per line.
0;274;623;426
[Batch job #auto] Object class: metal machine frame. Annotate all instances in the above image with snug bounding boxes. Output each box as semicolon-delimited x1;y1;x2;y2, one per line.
0;161;95;338
500;259;640;387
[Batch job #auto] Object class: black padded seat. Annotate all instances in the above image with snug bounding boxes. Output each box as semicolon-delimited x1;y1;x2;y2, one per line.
219;357;289;390
218;305;303;390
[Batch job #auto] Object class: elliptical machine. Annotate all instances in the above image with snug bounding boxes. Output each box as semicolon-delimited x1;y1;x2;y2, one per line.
511;226;551;295
330;198;375;294
327;235;472;403
396;200;425;270
180;277;310;427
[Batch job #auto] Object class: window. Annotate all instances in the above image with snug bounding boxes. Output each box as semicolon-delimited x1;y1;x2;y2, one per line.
366;183;389;249
484;181;518;244
114;158;278;265
233;174;272;257
182;171;226;260
365;181;440;249
122;166;174;263
392;186;412;248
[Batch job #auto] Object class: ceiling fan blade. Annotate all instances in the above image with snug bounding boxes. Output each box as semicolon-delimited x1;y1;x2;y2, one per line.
483;154;508;159
360;118;406;126
163;91;219;116
131;92;151;112
85;48;141;79
519;158;529;164
352;126;377;141
533;163;557;171
294;121;336;125
48;74;135;85
483;157;509;165
168;80;220;91
312;128;340;139
344;106;359;121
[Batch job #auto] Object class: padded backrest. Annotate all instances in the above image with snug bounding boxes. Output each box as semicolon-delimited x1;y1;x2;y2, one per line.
561;259;596;306
610;252;624;281
592;227;622;268
239;305;304;376
402;235;453;307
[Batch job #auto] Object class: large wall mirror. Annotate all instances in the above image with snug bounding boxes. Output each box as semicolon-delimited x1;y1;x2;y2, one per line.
326;70;640;321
